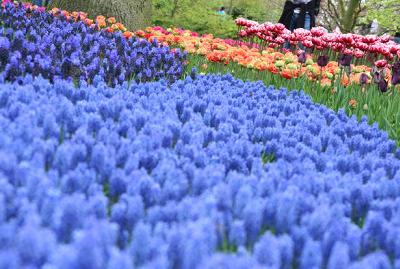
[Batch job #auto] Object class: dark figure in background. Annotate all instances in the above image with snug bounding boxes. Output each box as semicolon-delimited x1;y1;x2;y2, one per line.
279;0;321;33
280;0;321;49
395;32;400;44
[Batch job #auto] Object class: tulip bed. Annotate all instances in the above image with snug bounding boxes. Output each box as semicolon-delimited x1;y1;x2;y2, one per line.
137;26;374;87
3;2;400;269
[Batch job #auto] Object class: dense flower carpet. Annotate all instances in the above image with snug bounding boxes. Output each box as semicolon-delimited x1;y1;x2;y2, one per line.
2;2;400;269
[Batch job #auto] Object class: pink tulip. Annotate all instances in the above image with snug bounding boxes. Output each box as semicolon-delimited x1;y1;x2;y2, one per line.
375;59;387;68
234;17;400;60
310;27;327;37
340;34;354;44
354;49;365;58
362;35;378;44
380;34;391;43
356;43;369;51
303;40;314;48
342;48;353;55
274;23;286;32
275;37;285;45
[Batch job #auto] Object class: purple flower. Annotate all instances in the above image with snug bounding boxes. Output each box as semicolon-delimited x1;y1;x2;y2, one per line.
378;79;388;92
392;72;400;85
317;55;329;67
298;51;307;64
339;53;352;67
360;73;369;85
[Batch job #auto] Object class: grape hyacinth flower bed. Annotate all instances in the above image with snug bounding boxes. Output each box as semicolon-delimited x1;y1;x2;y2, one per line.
1;73;400;268
0;3;186;86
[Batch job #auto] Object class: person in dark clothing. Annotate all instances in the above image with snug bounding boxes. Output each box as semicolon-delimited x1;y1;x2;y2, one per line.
279;0;321;30
279;0;321;49
395;32;400;44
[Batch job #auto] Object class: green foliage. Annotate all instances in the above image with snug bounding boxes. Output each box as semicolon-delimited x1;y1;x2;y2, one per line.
151;0;285;38
363;0;400;34
152;0;237;38
261;152;276;164
225;0;283;23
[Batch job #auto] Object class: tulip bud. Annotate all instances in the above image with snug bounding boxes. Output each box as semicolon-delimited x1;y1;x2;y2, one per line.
348;99;357;108
317;55;328;67
392;72;400;86
393;61;400;73
378;79;388;92
298;51;307;64
339;54;352;67
374;59;387;68
190;67;197;80
359;73;368;85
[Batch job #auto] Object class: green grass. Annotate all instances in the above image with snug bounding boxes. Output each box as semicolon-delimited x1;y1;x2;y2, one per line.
186;54;400;145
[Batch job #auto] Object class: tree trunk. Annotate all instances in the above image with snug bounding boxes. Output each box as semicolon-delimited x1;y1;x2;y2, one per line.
228;0;234;14
170;0;179;19
50;0;152;31
341;0;359;33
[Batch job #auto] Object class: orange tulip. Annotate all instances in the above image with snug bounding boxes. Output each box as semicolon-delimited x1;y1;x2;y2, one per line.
267;64;279;74
321;78;332;87
281;69;293;80
107;17;116;24
340;74;349;86
123;31;134;39
84;19;94;26
254;61;268;71
96;15;105;21
349;99;357;108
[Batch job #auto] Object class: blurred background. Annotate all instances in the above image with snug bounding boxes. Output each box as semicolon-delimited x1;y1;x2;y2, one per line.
31;0;400;39
151;0;400;38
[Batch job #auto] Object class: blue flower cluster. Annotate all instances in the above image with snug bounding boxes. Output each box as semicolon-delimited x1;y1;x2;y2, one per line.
1;73;400;269
0;3;186;86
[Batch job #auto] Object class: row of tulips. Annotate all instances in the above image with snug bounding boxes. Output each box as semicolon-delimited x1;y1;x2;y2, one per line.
235;18;400;62
136;27;381;88
235;18;400;91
